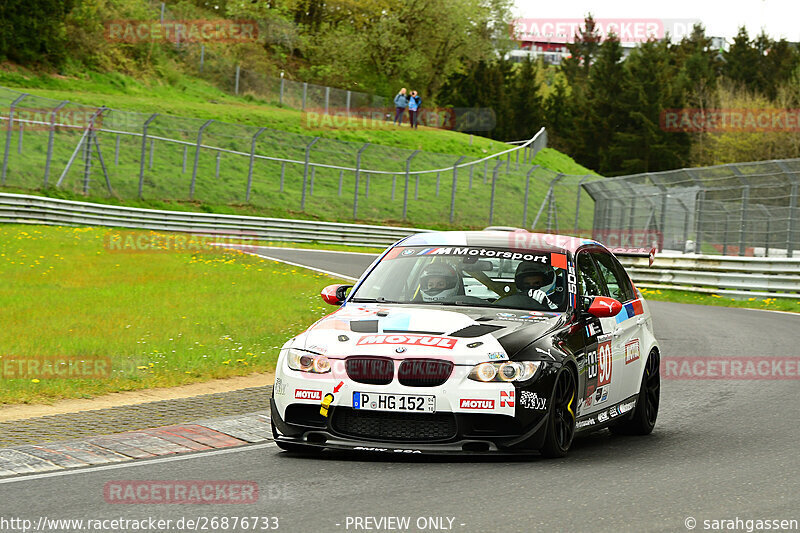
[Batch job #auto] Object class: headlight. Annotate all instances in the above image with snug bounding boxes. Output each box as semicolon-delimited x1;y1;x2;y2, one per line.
468;361;541;382
286;348;331;374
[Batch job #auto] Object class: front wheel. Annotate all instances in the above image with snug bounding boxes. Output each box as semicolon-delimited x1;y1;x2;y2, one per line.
539;367;577;458
611;350;660;435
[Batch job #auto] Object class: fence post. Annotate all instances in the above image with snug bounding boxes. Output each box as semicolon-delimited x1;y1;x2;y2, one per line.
82;107;106;195
353;142;370;219
403;150;420;219
483;159;488;184
43;100;68;187
523;166;539;228
506;152;510;175
137;114;158;199
2;93;27;186
91;130;112;195
182;146;187;173
324;87;330;114
235;65;240;95
149;140;155;170
302;82;307;110
573;175;591;234
488;159;504;225
246;127;267;202
301;136;320;210
280;161;286;192
346;91;351;117
728;166;750;256
339;169;344;196
694;190;705;254
114;134;120;166
449;156;466;223
515;148;519;170
279;76;284;105
17;122;23;154
190;119;213;200
774;160;798;258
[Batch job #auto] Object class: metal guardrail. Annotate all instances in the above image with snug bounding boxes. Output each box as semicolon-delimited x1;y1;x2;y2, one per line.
2;191;797;298
617;255;800;299
0;193;428;247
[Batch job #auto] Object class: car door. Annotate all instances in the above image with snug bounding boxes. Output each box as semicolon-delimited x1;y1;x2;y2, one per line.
575;249;616;416
591;250;644;405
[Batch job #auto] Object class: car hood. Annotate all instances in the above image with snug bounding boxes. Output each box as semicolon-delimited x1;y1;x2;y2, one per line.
292;303;563;364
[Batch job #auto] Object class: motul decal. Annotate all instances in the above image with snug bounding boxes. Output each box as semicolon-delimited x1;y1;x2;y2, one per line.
356;335;456;349
500;390;515;407
295;389;322;400
459;399;495;409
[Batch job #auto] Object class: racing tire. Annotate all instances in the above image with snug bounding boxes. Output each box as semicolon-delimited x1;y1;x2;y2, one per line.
610;349;660;436
539;367;577;458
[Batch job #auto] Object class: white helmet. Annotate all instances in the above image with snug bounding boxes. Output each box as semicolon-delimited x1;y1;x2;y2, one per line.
419;263;459;302
515;262;557;296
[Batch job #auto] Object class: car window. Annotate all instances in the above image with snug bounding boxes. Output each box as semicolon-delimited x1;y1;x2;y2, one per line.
592;252;634;302
349;246;569;311
576;251;606;297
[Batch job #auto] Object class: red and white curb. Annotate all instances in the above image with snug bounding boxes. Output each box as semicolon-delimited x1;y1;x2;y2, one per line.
0;412;270;477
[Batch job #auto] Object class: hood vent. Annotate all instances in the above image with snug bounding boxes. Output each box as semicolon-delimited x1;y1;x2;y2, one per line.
350;320;379;333
449;324;504;338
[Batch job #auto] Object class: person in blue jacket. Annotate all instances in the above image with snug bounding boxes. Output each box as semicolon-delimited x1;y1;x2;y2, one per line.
393;88;408;125
408;90;421;129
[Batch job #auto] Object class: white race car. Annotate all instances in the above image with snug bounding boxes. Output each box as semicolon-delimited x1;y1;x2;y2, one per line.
271;231;660;457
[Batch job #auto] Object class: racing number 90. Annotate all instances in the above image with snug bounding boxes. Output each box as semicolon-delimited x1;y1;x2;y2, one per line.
597;341;612;386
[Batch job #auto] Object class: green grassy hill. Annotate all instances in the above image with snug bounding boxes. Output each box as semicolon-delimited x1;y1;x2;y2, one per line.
0;69;599;231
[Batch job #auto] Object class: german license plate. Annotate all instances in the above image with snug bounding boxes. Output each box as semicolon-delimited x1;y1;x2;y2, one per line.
352;392;435;413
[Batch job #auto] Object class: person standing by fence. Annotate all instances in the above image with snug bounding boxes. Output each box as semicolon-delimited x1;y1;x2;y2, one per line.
393;88;408;125
408;90;421;129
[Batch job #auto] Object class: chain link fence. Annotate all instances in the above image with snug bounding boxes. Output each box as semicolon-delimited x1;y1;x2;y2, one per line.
0;86;577;229
535;161;800;257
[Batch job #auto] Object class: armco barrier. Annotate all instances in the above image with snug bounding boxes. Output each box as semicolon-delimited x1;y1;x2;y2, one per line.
0;193;429;247
1;191;798;298
617;255;800;299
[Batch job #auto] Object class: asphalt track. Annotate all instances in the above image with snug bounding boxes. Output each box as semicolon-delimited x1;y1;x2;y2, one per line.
2;247;799;533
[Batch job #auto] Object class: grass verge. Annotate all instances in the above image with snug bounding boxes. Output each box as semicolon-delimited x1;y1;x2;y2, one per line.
639;287;800;314
0;224;346;404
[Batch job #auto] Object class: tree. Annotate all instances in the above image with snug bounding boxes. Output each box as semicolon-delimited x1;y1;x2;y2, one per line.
721;27;761;91
575;32;627;173
0;0;75;66
510;57;544;139
614;39;690;174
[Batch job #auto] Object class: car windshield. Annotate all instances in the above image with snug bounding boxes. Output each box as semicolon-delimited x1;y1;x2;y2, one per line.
350;245;569;312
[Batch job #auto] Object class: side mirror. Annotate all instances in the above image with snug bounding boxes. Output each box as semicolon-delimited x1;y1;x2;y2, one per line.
320;284;352;306
585;296;623;318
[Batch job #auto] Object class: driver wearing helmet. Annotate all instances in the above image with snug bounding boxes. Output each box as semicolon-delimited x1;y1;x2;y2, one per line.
500;261;561;310
417;263;460;302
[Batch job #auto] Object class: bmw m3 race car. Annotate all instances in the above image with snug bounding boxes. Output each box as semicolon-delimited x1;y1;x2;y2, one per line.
270;231;661;457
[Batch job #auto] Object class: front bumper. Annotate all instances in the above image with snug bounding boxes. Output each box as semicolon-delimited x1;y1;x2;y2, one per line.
270;396;550;454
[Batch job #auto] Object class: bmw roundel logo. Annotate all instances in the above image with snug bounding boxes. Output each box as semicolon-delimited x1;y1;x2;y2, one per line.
396;347;407;353
402;249;415;255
